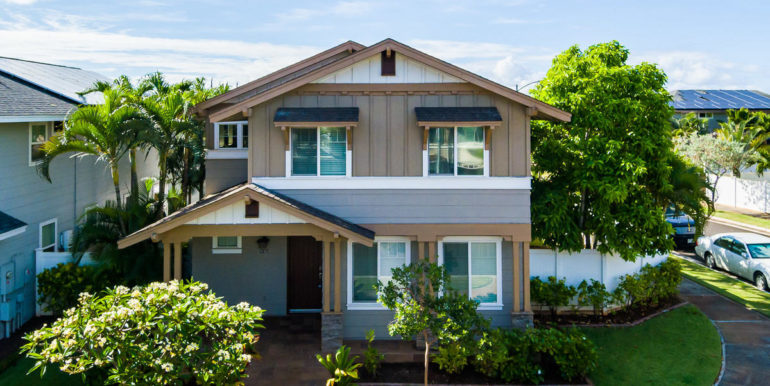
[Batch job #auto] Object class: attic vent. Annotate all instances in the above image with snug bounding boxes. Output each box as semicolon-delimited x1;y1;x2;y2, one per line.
381;50;396;76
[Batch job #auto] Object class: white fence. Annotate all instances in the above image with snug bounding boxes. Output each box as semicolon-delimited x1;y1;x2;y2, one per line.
35;249;94;316
529;248;668;293
712;175;770;213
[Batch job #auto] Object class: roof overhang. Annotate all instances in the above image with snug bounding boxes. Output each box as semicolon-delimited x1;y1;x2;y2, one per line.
118;183;374;249
0;225;26;241
201;39;571;123
0;114;67;123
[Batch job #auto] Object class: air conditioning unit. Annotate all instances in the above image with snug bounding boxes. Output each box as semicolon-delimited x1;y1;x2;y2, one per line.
60;229;73;251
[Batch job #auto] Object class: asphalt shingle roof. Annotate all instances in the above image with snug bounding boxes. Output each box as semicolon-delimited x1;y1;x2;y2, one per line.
0;210;26;235
415;107;503;122
671;90;770;110
274;107;360;123
0;72;78;116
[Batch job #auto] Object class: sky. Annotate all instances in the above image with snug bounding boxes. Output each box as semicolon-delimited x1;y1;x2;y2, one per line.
0;0;768;93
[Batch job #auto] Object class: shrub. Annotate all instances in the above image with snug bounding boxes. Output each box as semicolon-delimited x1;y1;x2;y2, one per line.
577;279;611;316
530;276;577;319
22;280;264;384
363;329;383;377
433;343;469;375
473;327;597;384
36;263;117;315
613;259;682;310
317;345;361;386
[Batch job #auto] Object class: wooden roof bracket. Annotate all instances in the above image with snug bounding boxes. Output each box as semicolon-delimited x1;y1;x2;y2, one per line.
422;126;430;151
281;126;289;151
346;125;353;151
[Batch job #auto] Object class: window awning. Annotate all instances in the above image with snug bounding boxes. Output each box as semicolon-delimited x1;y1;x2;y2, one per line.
274;107;359;126
0;210;26;241
415;107;502;126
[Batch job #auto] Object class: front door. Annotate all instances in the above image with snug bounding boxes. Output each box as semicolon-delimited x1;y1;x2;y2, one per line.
287;236;323;312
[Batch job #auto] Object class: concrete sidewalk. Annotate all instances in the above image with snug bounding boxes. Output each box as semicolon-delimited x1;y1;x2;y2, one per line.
679;279;770;385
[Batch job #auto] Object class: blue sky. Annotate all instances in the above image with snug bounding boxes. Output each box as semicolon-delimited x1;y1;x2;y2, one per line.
1;0;768;92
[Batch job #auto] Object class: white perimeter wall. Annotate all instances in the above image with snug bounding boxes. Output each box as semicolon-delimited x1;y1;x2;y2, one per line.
530;248;668;293
712;174;770;213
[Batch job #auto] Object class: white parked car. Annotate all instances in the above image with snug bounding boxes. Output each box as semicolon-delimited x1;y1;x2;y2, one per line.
695;232;770;291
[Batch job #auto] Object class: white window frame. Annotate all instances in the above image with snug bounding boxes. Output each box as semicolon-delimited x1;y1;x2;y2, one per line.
213;121;248;150
287;127;351;178
212;236;242;254
423;126;489;177
347;236;411;310
29;122;50;166
438;236;503;310
39;218;58;251
698;112;714;119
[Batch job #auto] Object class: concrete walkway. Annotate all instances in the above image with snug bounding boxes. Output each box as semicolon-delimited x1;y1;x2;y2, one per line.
679;279;770;385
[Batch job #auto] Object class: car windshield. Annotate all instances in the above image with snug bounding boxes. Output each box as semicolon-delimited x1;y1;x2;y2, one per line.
747;244;770;259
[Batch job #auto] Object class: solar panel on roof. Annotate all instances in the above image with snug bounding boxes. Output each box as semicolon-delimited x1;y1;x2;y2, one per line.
670;90;770;110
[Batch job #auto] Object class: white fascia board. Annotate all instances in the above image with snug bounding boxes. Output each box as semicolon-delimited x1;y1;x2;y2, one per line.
252;176;532;190
0;225;27;241
0;115;66;123
206;149;248;159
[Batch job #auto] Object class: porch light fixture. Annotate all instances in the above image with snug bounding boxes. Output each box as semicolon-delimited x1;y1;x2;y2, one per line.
257;236;270;252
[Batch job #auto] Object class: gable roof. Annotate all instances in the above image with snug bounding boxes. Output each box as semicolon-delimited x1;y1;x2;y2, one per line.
0;72;79;119
117;182;374;249
671;90;770;111
200;38;570;123
0;210;26;241
0;57;108;106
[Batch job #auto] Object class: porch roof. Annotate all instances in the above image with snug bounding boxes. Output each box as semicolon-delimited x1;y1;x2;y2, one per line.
117;183;375;249
0;210;26;241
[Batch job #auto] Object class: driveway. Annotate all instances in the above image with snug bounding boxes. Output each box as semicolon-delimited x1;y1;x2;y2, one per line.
679;279;770;385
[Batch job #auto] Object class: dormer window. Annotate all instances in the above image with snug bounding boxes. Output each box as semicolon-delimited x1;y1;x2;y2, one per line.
214;121;248;149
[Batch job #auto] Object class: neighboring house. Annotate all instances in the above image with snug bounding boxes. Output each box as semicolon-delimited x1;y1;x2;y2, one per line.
671;89;770;131
0;57;156;336
118;39;570;350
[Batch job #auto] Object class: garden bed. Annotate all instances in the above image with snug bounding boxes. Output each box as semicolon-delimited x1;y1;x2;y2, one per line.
357;362;589;385
533;295;684;326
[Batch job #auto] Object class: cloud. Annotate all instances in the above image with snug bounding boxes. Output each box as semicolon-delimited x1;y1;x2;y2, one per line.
1;0;37;4
633;51;764;90
266;1;375;28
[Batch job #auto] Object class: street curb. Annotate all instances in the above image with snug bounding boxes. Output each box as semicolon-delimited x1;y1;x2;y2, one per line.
710;216;770;236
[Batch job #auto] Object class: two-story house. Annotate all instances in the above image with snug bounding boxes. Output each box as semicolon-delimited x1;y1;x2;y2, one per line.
118;39;570;350
0;57;156;337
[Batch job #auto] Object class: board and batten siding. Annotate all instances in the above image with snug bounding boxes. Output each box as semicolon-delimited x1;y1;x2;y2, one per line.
275;189;530;224
312;53;464;84
205;159;247;195
248;91;530;178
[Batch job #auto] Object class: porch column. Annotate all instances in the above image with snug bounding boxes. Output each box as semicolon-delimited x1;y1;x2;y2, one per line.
322;239;331;313
513;241;521;312
523;242;531;312
163;241;171;282
418;242;425;261
427;241;436;263
173;241;182;280
334;239;342;313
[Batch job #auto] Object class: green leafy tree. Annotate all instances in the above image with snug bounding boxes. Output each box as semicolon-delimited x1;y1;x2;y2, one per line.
530;41;709;261
670;113;709;138
377;261;488;385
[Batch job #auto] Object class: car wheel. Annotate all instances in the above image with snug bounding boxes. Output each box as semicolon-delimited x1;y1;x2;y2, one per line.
705;253;716;269
755;273;768;292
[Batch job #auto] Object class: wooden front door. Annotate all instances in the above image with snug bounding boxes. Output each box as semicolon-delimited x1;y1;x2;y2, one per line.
287;236;323;312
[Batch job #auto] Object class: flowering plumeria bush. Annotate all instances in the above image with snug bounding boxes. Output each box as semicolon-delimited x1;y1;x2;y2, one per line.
21;280;264;385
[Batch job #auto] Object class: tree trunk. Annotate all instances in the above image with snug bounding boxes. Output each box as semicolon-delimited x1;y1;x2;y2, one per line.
129;148;139;201
182;147;190;203
111;164;121;208
423;333;430;386
158;152;168;207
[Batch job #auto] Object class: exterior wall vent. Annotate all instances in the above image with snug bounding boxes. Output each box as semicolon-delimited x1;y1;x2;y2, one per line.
381;50;396;76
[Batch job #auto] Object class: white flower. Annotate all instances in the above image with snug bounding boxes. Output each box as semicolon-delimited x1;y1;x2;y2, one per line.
161;363;173;372
184;343;199;353
240;354;252;362
115;286;129;295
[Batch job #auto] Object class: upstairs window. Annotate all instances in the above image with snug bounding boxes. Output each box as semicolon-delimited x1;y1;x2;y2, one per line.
39;218;57;252
214;121;248;149
428;126;485;176
291;127;347;176
29;123;49;165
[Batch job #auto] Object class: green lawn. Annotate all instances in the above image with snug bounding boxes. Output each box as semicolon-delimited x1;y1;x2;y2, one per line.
582;305;721;386
673;255;770;317
714;210;770;230
0;357;82;385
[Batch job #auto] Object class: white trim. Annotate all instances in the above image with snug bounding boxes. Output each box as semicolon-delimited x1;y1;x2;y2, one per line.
28;121;49;166
347;236;411;310
39;218;57;251
424;126;487;177
212;236;242;254
213;121;248;150
0;115;66;123
438;236;503;310
0;225;27;241
288;126;350;177
253;176;531;190
206;149;248;159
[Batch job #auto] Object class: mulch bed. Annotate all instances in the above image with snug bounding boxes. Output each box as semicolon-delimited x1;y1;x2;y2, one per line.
533;296;683;327
358;362;588;385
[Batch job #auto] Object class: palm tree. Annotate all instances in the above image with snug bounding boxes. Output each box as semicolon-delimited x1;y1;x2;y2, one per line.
39;88;146;207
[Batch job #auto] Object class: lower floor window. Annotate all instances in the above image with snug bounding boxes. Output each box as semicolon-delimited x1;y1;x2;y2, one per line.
440;237;501;306
39;219;57;252
350;238;410;304
212;236;242;254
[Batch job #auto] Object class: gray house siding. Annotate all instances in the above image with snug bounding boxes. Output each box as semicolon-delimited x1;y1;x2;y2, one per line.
205;158;247;195
0;121;158;326
275;189;530;224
